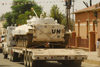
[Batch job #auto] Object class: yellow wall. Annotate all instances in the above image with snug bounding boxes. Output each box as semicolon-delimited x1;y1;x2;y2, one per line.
75;22;97;39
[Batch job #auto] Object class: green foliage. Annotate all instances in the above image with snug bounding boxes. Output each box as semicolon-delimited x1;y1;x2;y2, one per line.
50;5;64;24
3;22;8;28
61;17;74;31
16;14;27;25
4;12;13;26
0;14;5;21
3;0;42;28
50;5;74;31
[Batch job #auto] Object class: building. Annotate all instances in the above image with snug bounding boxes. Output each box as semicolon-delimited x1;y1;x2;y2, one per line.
74;3;100;39
0;21;6;35
69;3;100;49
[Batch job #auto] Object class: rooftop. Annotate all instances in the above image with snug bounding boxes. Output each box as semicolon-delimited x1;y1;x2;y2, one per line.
74;2;100;14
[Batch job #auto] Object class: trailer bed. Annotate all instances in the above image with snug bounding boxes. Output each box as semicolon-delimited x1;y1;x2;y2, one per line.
30;49;87;60
12;47;87;60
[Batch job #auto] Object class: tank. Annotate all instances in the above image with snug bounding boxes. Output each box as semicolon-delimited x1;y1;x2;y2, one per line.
11;15;66;48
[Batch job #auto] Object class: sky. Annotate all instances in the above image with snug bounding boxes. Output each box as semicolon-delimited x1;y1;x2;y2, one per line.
0;0;100;17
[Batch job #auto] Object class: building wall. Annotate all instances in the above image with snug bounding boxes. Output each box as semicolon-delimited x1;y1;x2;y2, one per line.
75;11;100;23
75;23;94;39
0;21;6;36
98;22;100;38
75;11;99;39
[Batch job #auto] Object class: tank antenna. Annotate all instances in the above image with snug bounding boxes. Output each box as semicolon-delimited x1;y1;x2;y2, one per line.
31;8;38;17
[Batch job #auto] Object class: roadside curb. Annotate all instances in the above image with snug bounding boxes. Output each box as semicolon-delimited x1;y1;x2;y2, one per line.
84;60;100;65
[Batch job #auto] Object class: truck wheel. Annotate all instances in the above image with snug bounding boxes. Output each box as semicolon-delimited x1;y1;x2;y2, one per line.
4;54;8;59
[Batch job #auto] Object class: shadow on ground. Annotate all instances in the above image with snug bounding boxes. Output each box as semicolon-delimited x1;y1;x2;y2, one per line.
19;61;81;67
0;65;11;67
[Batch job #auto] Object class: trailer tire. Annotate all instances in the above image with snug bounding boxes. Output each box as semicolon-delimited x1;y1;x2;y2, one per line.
31;61;37;67
29;53;32;67
29;53;37;67
0;49;2;53
72;60;82;67
10;52;18;62
24;53;27;66
29;60;44;67
27;53;30;67
61;60;82;67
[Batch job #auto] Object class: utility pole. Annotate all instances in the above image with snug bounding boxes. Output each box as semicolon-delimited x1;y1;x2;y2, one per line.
72;0;75;31
65;0;72;31
72;0;75;20
90;0;92;6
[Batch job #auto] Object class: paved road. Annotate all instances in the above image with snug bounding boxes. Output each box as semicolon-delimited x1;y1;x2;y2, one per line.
0;53;100;67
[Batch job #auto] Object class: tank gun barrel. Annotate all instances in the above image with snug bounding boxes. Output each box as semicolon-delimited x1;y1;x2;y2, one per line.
31;8;38;17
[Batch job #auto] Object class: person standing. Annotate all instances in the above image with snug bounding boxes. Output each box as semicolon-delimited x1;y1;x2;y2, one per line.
97;38;100;57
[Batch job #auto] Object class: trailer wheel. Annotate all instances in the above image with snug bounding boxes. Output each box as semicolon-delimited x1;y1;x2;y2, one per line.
61;60;82;67
24;53;27;66
72;60;82;67
10;52;18;62
28;53;37;67
0;49;2;53
29;53;32;67
27;53;30;67
30;60;44;67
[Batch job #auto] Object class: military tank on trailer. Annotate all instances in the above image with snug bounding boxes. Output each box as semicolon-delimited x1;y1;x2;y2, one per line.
12;15;66;48
3;11;87;67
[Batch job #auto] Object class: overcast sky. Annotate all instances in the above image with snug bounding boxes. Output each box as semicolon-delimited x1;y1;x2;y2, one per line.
0;0;100;17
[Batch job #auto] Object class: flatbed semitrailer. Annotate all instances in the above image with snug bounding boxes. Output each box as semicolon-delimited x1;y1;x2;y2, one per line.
9;47;87;67
3;16;87;67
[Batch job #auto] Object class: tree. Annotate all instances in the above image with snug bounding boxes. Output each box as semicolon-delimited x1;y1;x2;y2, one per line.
3;0;42;28
4;12;13;26
0;14;5;21
50;5;74;31
50;5;63;24
61;17;74;31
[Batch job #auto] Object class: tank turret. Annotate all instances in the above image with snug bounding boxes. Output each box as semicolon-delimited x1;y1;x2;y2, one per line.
11;9;65;48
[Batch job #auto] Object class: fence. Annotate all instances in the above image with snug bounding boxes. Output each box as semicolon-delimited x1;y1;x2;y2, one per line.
68;31;96;51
